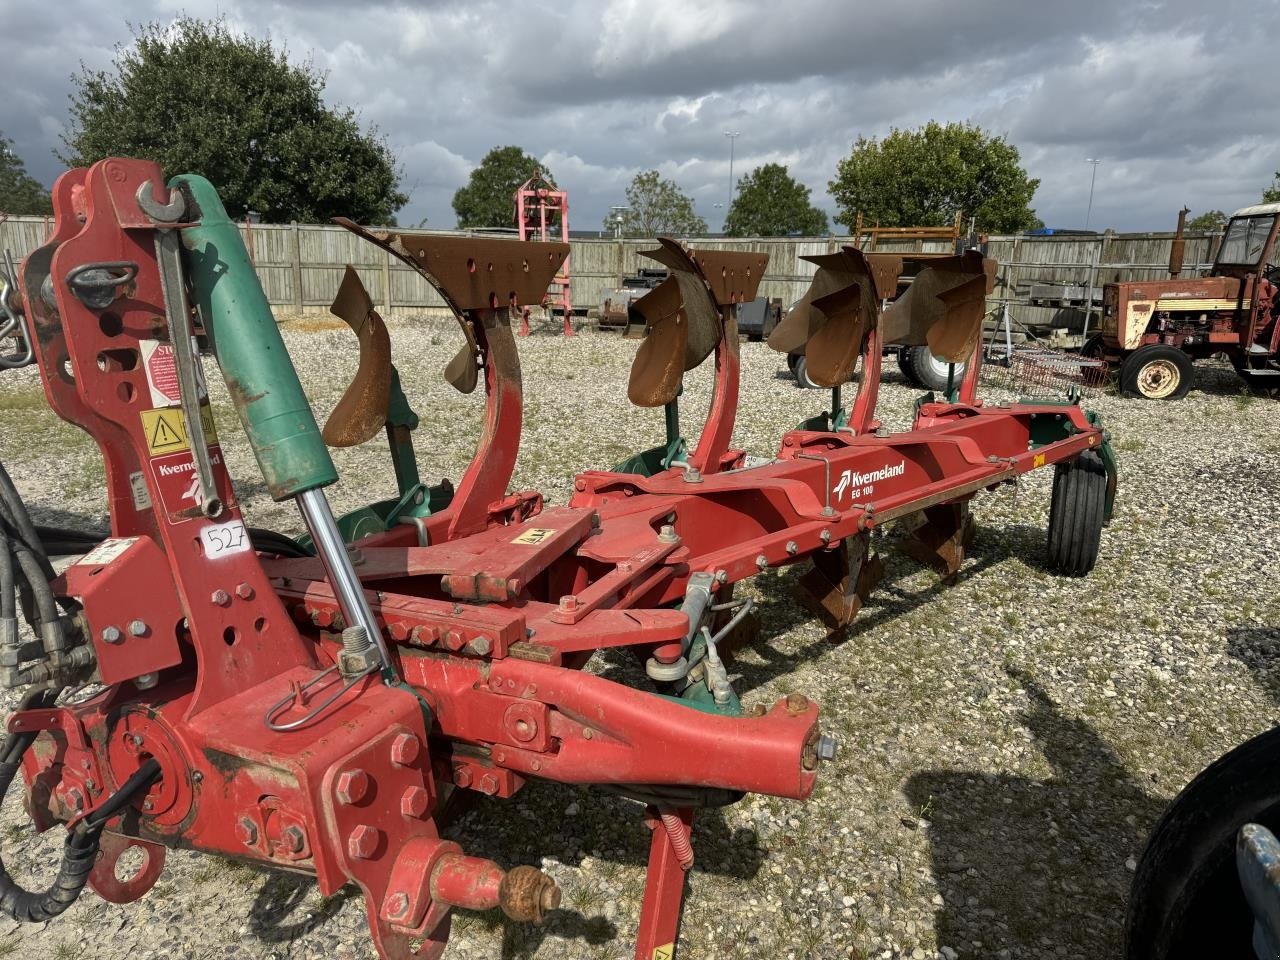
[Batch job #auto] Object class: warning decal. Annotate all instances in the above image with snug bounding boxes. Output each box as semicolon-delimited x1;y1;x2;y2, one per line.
512;527;555;545
140;338;206;408
1032;453;1046;468
652;946;674;960
141;405;218;456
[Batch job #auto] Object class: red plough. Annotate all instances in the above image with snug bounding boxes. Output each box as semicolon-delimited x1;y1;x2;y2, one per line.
0;158;1116;958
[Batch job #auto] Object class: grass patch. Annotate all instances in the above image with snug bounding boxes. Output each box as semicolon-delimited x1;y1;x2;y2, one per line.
0;387;47;412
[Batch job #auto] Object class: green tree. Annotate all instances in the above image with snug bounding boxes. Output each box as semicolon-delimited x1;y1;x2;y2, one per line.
723;163;828;236
1263;172;1280;204
452;146;546;228
62;18;406;224
828;121;1040;234
608;170;708;238
1186;209;1227;232
0;136;52;215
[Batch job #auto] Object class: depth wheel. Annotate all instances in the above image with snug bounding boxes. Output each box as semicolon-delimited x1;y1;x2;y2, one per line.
898;344;966;392
1046;450;1105;576
1126;725;1280;960
1119;345;1194;400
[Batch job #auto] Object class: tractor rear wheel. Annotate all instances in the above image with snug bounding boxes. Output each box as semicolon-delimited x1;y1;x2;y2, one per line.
1119;344;1195;400
1046;450;1105;576
898;345;967;392
1126;725;1280;960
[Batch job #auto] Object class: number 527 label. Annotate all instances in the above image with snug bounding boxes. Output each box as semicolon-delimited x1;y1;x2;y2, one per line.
200;519;251;559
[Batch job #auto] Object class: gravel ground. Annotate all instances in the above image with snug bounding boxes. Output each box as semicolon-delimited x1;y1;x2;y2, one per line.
1;315;1279;960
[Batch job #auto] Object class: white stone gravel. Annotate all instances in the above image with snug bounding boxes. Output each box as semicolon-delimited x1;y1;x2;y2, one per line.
1;317;1278;960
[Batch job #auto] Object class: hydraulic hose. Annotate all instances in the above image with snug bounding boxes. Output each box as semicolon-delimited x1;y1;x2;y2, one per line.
0;687;160;923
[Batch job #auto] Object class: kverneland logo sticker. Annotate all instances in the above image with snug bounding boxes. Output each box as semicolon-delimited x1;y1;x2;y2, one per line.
834;460;906;499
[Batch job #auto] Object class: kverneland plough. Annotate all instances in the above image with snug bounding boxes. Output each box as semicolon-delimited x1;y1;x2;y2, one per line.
0;158;1117;958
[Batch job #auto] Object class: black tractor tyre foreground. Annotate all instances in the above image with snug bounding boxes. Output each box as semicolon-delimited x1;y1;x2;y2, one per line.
1119;344;1196;400
1126;725;1280;960
898;344;967;392
1046;450;1105;576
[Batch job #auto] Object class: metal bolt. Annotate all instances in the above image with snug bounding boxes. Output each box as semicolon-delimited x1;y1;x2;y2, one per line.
785;693;810;715
443;630;465;651
453;765;473;789
785;540;798;555
386;891;410;919
816;736;838;763
101;625;123;644
400;785;430;819
127;619;147;637
235;817;258;847
191;771;203;783
755;554;768;570
715;570;728;583
211;589;231;607
466;635;492;656
335;768;370;805
389;733;420;767
347;824;380;860
234;583;254;601
820;529;832;544
281;825;305;854
658;524;678;543
478;773;499;795
135;673;159;691
558;595;578;613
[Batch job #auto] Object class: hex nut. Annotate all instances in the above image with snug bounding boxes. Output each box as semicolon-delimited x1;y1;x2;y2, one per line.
211;589;231;607
347;824;380;860
235;817;258;847
389;732;420;767
335;768;370;805
281;825;305;854
400;785;430;819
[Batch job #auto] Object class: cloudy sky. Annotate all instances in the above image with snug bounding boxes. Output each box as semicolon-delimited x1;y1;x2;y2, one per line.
3;0;1277;233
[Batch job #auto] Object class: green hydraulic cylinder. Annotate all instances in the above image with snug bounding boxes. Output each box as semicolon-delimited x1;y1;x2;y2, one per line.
172;174;338;500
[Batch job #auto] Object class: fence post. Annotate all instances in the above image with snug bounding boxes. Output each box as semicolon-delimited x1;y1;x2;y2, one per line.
290;221;303;313
383;249;393;314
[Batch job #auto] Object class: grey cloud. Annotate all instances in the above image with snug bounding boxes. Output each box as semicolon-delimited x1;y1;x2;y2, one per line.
0;0;1276;233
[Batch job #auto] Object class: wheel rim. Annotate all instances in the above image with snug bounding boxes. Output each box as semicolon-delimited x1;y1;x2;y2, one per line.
926;353;964;384
1137;359;1181;399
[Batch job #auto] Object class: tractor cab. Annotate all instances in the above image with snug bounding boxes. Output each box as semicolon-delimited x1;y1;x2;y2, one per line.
1212;204;1280;356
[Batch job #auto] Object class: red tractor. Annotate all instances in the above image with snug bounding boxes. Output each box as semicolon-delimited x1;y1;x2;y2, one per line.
1094;204;1280;399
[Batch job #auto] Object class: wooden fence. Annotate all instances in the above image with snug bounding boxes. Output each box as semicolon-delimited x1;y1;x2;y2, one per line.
0;215;1224;332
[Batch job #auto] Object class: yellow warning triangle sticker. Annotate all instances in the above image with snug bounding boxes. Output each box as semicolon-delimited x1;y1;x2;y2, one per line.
149;415;184;450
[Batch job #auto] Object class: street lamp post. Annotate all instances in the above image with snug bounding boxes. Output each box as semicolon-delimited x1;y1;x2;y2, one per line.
724;130;740;208
1084;158;1101;230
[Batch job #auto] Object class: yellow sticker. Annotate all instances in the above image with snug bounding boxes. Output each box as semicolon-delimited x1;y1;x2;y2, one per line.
1032;453;1046;468
652;947;674;960
141;405;218;456
511;527;555;545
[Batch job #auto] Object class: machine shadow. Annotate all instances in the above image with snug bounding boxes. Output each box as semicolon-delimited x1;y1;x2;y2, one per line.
1226;626;1280;706
248;868;359;943
903;668;1163;957
726;519;1050;698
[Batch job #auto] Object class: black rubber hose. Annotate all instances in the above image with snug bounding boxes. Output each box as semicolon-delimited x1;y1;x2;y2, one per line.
0;462;54;580
0;690;159;924
0;521;15;623
1;521;57;634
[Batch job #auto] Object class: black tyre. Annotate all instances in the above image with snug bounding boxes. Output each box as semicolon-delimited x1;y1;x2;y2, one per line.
898;344;967;392
1119;344;1195;400
1046;450;1105;576
1126;725;1280;960
793;354;819;389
